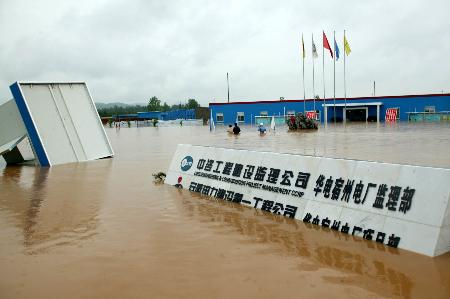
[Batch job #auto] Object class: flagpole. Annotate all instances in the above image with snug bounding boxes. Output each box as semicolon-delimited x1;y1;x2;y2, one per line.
333;30;336;125
227;72;230;103
344;30;347;123
322;30;325;121
312;33;316;112
302;34;306;114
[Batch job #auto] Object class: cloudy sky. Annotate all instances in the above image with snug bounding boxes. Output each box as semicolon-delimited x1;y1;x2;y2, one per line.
1;0;449;106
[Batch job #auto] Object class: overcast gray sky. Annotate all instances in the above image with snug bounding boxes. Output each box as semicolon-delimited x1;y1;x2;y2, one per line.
1;0;449;106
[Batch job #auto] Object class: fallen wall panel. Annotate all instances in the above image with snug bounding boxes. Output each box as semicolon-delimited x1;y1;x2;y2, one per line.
10;82;113;166
0;99;27;155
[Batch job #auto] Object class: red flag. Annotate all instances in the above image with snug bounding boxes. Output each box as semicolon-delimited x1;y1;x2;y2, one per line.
323;31;333;58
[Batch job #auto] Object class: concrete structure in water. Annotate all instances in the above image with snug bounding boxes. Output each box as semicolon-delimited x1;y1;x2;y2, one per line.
209;93;450;125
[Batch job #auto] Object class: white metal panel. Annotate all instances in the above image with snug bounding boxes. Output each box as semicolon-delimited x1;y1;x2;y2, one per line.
0;137;23;155
12;82;113;166
0;99;27;153
20;84;78;165
58;84;113;160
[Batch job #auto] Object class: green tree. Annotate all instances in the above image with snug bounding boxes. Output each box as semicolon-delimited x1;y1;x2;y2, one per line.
161;102;170;112
171;103;183;110
97;104;147;117
186;98;200;109
147;96;161;111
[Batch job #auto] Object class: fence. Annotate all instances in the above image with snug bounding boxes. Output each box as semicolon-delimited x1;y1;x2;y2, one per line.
407;112;450;122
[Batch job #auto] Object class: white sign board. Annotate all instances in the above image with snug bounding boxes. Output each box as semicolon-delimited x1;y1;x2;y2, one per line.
166;144;450;257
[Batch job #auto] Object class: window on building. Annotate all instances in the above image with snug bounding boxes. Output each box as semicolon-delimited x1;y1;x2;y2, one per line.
237;112;245;122
287;110;295;117
260;111;268;116
216;113;224;123
424;106;435;113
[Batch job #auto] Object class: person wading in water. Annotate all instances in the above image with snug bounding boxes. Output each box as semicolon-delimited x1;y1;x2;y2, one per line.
233;122;241;135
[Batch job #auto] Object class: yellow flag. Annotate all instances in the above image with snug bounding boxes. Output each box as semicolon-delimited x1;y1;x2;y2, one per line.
302;35;305;59
344;35;351;56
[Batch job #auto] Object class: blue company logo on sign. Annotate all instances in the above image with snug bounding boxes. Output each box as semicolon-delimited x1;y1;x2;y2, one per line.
180;156;193;171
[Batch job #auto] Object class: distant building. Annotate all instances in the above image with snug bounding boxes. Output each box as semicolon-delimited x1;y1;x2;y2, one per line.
209;93;450;124
113;109;196;121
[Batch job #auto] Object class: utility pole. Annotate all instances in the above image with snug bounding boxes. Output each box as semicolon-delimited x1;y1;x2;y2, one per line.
373;81;376;96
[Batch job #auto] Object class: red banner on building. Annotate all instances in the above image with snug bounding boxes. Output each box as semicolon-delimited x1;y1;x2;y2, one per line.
306;111;317;119
385;108;398;122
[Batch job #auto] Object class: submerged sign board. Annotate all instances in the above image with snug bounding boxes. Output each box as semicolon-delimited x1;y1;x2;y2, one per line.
166;144;450;257
10;82;114;166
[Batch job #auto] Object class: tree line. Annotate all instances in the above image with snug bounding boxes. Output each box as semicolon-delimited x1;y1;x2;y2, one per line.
147;97;200;112
97;97;201;117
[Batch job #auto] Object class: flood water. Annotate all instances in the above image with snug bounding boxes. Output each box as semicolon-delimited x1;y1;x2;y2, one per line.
1;123;450;298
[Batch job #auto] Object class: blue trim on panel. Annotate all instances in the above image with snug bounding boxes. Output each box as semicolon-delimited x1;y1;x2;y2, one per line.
10;82;50;166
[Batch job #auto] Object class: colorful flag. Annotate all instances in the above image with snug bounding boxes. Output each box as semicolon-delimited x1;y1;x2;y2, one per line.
323;32;333;58
334;38;340;61
312;38;318;58
302;35;305;59
344;35;351;56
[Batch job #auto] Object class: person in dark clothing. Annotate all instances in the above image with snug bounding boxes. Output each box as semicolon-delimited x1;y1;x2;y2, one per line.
233;122;241;135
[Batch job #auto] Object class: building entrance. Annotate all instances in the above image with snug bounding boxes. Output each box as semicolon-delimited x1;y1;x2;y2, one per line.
346;108;367;122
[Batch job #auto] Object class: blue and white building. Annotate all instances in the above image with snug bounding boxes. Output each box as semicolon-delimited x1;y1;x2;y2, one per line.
209;93;450;125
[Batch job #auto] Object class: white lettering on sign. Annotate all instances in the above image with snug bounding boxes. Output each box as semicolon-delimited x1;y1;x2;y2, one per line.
165;144;450;257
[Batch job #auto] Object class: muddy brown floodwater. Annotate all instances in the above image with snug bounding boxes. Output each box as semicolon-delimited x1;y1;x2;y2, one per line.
1;123;450;299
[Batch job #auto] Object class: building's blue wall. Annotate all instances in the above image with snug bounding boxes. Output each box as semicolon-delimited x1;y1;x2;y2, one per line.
163;109;195;120
209;94;450;124
114;109;196;121
137;111;162;119
115;113;141;119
